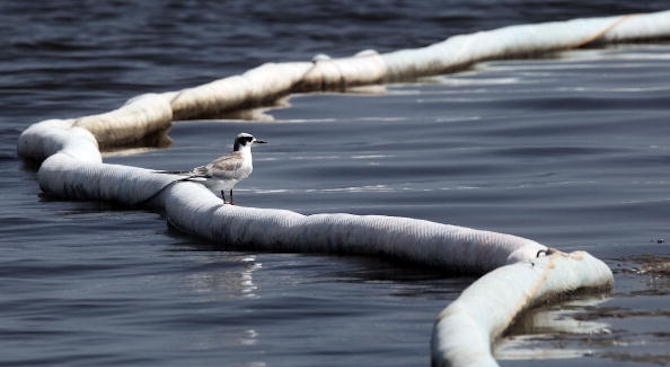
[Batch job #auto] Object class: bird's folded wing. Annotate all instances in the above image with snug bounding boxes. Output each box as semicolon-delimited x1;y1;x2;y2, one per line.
207;154;245;178
157;153;244;179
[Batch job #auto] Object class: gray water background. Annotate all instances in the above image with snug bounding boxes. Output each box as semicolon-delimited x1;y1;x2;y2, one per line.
1;1;669;366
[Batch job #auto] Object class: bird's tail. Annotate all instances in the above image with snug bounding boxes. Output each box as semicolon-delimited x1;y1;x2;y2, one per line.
133;173;198;207
154;169;192;175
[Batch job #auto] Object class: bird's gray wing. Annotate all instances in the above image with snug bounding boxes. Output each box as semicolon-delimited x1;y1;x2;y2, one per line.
190;152;244;180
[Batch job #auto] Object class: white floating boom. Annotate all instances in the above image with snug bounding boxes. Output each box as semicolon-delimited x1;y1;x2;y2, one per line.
18;10;670;366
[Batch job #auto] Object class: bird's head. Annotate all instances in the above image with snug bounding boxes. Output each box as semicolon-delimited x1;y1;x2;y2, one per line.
234;132;267;151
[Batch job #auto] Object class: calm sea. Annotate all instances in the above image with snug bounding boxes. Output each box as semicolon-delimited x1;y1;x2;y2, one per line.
1;1;668;366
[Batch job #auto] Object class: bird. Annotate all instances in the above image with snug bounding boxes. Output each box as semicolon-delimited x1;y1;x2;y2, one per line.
159;132;266;204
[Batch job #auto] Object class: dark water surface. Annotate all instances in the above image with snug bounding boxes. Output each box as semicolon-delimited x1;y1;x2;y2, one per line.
1;1;669;366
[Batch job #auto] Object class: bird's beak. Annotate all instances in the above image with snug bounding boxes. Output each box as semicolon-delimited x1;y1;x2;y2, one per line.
254;139;267;144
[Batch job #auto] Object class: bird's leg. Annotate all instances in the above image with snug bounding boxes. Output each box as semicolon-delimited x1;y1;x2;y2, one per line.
220;190;228;204
229;189;234;205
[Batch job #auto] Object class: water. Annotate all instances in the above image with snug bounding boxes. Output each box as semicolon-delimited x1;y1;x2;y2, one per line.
1;1;669;366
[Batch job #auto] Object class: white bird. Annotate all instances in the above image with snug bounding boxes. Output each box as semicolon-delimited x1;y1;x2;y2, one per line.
160;132;266;204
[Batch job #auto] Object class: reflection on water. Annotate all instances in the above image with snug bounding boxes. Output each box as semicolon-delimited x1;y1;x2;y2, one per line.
172;252;266;362
498;296;612;360
498;255;670;365
185;255;261;299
